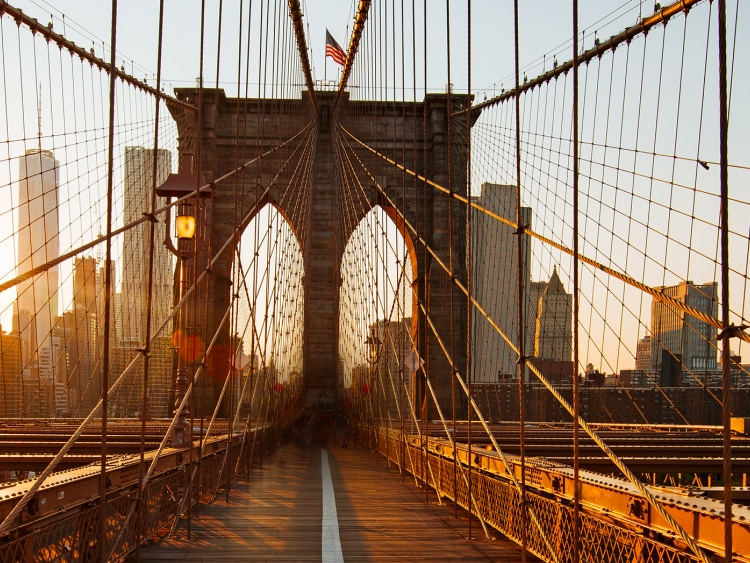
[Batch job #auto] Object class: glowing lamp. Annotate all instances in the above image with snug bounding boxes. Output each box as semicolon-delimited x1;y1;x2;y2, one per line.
175;214;196;240
365;326;381;365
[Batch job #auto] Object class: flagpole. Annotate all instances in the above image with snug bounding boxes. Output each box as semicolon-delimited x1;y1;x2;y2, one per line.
324;28;328;89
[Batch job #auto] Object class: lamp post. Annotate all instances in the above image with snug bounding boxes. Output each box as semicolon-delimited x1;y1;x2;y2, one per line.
172;217;194;446
155;150;209;447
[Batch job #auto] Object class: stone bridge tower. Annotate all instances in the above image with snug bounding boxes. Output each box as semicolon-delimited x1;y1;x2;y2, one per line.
169;89;470;417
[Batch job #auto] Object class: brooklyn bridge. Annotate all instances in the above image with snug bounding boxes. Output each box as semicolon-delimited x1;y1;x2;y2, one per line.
0;0;748;561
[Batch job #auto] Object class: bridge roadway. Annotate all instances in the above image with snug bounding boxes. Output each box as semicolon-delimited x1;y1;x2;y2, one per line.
130;442;535;562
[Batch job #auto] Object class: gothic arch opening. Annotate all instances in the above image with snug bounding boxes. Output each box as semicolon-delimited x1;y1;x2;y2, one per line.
231;203;305;411
338;205;417;411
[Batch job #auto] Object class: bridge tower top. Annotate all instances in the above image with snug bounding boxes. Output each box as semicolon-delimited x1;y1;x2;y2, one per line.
169;88;472;413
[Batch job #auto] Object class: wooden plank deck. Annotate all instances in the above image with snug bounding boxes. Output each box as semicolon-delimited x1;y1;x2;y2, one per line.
130;443;535;562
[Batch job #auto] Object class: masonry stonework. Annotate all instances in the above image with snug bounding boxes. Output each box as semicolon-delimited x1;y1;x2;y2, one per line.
170;89;470;417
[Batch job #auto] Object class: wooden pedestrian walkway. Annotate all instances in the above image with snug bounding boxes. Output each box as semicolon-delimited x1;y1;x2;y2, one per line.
130;443;534;562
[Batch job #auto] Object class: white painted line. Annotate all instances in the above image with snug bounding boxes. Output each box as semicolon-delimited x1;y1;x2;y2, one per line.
321;448;345;563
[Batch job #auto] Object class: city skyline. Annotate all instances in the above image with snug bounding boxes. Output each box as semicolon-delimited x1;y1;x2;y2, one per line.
0;140;736;400
0;1;746;407
0;144;179;418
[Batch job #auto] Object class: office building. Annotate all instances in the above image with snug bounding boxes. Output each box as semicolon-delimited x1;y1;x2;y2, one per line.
650;281;718;378
636;335;652;372
371;318;413;417
121;147;173;345
533;266;572;362
14;148;60;378
471;183;532;381
0;328;23;417
67;256;101;414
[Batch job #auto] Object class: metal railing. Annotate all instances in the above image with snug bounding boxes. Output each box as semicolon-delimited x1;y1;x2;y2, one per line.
0;426;277;562
366;425;749;563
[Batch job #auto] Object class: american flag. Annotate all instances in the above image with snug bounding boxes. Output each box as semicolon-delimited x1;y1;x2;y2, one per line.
325;29;346;66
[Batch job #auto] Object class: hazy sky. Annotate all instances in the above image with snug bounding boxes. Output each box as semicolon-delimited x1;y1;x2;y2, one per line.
9;0;658;98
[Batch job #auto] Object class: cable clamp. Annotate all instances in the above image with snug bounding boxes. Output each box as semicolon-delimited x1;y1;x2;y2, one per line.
717;324;748;341
516;355;529;366
137;347;152;357
513;224;528;236
142;212;158;223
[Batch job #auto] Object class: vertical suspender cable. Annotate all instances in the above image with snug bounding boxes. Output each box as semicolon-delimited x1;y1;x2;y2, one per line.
236;3;253;472
198;0;224;496
254;0;265;466
99;0;118;559
411;0;417;457
399;0;407;484
227;0;245;504
136;2;166;559
187;0;207;540
465;0;474;539
512;0;527;558
421;0;429;504
444;0;460;527
717;0;733;559
204;0;224;489
378;1;385;466
571;0;581;560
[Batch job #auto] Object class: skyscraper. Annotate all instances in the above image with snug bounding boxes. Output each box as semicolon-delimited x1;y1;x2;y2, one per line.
121;147;173;345
534;266;572;362
97;259;119;346
650;281;718;374
371;317;412;417
0;328;23;417
471;183;532;381
14;148;60;391
68;256;101;414
635;335;652;372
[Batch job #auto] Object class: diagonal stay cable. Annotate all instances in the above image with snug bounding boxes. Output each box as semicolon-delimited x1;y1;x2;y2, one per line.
191;121;318;449
111;123;316;543
332;123;433;487
0;120;315;539
340;126;712;563
0;121;315;295
109;141;322;548
418;300;560;562
339;124;748;346
108;296;232;555
339;129;560;558
332;124;430;488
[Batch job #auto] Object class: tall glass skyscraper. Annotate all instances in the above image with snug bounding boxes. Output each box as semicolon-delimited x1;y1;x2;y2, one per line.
14;148;60;385
121;146;173;344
